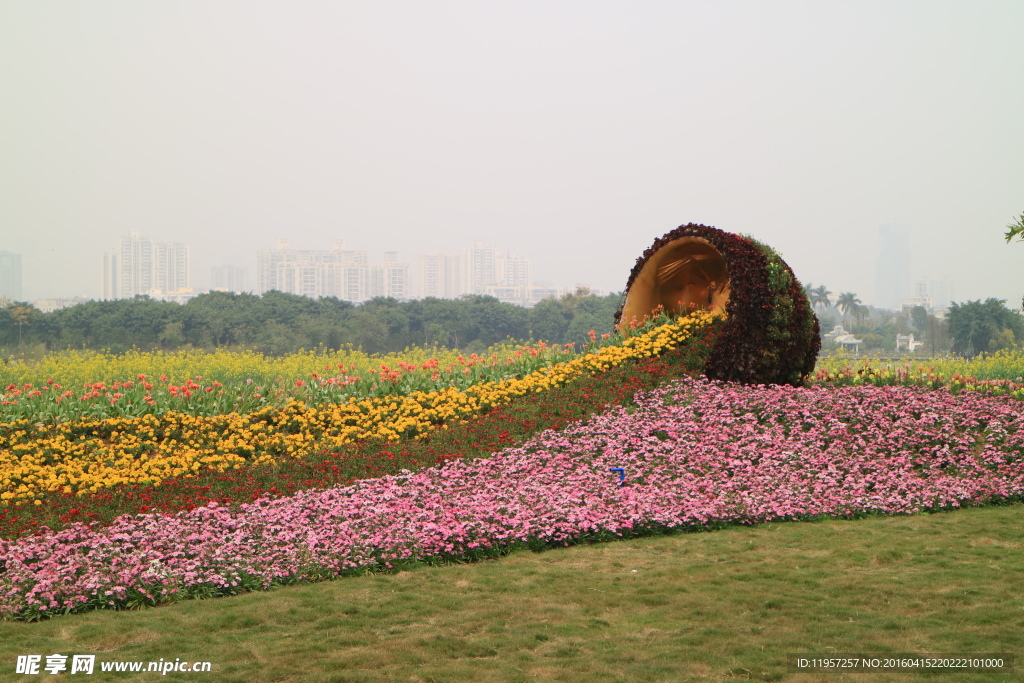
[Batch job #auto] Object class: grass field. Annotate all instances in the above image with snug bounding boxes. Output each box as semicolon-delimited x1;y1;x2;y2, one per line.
2;504;1021;681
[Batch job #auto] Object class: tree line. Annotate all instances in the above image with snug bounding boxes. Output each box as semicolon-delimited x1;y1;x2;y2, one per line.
4;279;1019;360
0;289;624;358
804;282;1023;357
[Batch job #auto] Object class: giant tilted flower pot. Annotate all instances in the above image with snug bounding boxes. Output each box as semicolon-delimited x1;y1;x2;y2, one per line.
615;223;820;386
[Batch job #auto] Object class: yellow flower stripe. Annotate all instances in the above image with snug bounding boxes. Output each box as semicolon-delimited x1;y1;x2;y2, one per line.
812;349;1024;400
814;349;1024;382
0;312;718;504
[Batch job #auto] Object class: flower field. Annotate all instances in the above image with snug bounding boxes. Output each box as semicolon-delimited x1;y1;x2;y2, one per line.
2;375;1023;621
0;312;717;507
812;349;1024;399
0;342;584;423
3;313;1024;621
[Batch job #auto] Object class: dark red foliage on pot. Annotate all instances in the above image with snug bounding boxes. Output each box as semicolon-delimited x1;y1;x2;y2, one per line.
615;223;820;386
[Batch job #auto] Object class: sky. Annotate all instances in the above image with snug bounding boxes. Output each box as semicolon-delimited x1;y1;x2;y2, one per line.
1;1;1022;307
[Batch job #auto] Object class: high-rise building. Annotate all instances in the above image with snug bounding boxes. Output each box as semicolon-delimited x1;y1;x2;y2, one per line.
103;232;191;300
908;278;955;311
117;230;153;298
154;242;189;292
0;251;23;300
255;238;294;294
464;241;498;295
905;281;933;310
210;265;248;293
256;239;397;303
926;278;955;310
368;252;410;300
418;252;463;299
102;252;118;300
497;251;531;288
874;224;911;309
322;259;370;302
463;241;537;297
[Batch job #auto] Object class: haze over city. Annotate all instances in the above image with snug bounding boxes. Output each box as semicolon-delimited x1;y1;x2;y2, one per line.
2;1;1022;307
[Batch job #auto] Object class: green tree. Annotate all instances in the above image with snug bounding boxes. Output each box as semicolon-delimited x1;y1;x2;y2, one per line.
158;321;187;348
462;295;528;347
295;313;346;351
256;290;319;327
10;305;32;345
1005;212;1024;243
183;291;266;347
910;305;930;333
104;296;180;351
424;322;453;347
989;328;1016;352
528;298;571;344
252;320;301;356
836;292;861;328
814;285;833;312
851;303;869;328
804;284;832;312
564;308;604;348
343;309;390;354
947;298;1023;357
359;298;411;352
407;298;473;349
1006;212;1024;310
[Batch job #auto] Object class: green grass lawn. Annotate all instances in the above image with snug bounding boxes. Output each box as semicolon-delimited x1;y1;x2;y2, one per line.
3;504;1022;682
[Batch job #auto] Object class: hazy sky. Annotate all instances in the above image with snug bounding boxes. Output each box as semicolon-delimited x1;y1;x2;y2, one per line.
2;1;1022;306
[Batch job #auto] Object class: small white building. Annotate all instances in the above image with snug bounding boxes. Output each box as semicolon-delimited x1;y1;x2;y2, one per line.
895;333;925;352
824;325;863;354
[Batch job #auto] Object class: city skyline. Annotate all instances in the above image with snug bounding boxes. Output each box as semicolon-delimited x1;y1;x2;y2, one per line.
2;2;1022;308
0;225;1009;313
94;235;592;307
4;212;1020;309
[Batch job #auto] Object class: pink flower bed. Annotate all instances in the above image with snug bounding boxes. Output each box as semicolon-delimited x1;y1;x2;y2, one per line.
2;377;1023;620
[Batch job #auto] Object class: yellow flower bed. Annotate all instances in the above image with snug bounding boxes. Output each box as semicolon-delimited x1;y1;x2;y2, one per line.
0;312;717;504
812;349;1024;400
814;349;1024;382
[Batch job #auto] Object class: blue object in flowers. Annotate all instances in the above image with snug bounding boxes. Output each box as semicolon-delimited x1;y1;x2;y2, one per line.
609;467;626;486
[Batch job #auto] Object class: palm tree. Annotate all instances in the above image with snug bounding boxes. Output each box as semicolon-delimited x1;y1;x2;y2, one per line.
837;292;861;328
1005;212;1024;243
852;303;869;327
1005;213;1024;310
810;285;832;313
